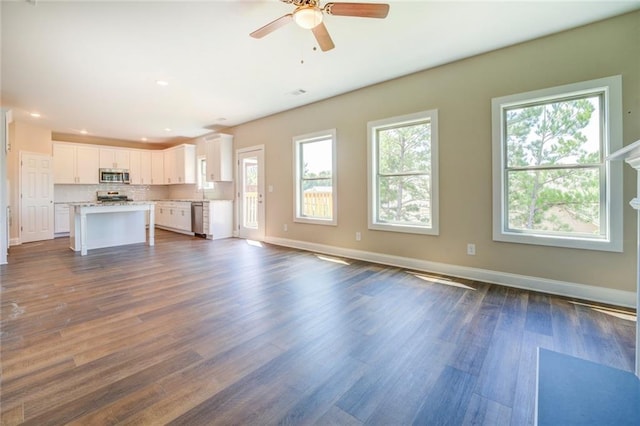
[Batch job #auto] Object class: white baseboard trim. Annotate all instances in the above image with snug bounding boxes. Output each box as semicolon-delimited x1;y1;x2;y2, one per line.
9;238;20;246
264;236;636;308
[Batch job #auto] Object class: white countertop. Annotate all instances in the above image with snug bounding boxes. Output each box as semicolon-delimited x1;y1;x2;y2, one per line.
68;201;156;207
154;199;233;202
60;199;232;206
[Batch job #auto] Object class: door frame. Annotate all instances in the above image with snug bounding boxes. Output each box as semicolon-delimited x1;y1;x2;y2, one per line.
20;150;54;244
236;145;265;241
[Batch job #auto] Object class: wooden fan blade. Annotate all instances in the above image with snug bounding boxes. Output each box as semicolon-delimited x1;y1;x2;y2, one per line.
250;13;293;38
311;22;335;52
324;2;389;18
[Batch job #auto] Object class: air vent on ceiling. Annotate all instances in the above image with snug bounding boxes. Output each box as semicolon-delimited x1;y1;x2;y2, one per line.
290;89;307;96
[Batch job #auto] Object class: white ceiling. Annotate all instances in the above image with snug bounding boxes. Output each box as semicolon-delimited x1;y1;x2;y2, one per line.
2;0;639;143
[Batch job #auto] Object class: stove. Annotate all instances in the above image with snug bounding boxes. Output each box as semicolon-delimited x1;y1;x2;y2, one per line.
96;191;133;203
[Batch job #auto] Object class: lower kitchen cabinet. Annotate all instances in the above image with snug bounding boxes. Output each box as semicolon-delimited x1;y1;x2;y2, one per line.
203;200;232;240
155;201;192;234
154;200;232;239
54;203;70;235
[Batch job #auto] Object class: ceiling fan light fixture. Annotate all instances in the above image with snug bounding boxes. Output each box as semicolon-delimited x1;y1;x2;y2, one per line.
294;6;323;29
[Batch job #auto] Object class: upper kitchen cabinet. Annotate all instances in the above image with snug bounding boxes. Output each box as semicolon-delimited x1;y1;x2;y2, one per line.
129;150;152;185
151;151;164;185
99;147;130;169
53;142;100;184
164;144;196;184
204;134;233;182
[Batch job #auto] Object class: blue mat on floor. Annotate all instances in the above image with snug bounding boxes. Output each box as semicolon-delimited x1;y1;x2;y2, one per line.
537;348;640;425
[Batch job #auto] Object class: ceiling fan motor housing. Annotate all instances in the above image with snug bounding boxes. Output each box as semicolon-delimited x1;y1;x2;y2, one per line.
252;1;390;52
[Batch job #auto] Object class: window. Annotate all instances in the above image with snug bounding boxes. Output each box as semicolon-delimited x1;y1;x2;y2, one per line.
197;156;214;191
368;110;439;235
294;129;337;225
492;76;622;251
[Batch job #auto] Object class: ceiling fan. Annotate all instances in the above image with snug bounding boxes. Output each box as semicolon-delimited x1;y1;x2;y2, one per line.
250;0;390;52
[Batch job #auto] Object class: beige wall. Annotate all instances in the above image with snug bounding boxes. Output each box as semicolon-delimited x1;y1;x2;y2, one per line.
7;121;52;240
229;11;640;292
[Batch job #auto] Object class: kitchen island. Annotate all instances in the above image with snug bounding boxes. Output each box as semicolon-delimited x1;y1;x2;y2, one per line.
68;202;155;256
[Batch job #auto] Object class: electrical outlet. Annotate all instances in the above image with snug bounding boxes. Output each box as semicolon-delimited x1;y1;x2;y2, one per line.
283;224;288;232
467;243;476;256
355;232;361;241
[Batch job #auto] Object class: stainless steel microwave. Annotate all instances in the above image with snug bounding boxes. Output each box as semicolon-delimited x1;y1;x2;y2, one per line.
99;168;130;184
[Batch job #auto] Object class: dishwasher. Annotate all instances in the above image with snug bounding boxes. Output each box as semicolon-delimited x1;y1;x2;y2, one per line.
191;202;204;237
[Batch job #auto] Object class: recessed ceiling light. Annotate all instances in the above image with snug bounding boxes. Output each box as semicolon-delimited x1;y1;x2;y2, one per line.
141;137;148;142
30;112;41;118
80;129;88;135
164;128;172;132
156;80;169;87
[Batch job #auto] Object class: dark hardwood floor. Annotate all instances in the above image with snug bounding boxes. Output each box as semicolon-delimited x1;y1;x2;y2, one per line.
0;230;635;425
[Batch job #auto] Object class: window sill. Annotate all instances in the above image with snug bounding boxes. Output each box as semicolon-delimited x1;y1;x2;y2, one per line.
493;231;622;252
369;222;438;236
294;217;337;226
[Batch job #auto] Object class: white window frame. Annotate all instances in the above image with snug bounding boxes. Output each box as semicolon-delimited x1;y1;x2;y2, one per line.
293;129;337;226
197;155;214;191
491;75;623;252
367;109;439;235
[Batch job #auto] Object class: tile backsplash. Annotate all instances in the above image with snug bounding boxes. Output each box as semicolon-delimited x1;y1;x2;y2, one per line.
54;184;170;202
168;182;234;201
54;182;234;202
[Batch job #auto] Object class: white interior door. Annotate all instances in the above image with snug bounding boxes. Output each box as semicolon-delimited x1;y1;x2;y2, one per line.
237;147;264;241
1;109;9;264
21;152;54;243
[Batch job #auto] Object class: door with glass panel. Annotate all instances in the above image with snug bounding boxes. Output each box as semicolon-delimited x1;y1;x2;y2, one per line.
237;147;264;241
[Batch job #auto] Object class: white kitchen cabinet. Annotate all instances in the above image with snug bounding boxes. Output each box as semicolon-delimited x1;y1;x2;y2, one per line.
163;144;196;184
53;142;100;184
53;144;76;184
129;150;152;185
173;204;191;231
99;147;130;169
129;150;141;184
151;151;164;185
204;134;233;182
155;203;168;227
163;149;175;184
203;200;232;239
54;203;70;234
155;201;192;233
139;151;152;185
76;146;100;183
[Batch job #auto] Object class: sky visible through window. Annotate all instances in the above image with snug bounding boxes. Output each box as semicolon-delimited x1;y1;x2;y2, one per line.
303;138;332;175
